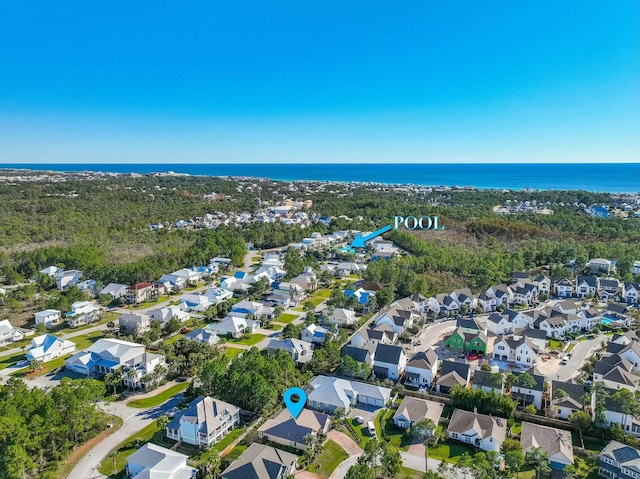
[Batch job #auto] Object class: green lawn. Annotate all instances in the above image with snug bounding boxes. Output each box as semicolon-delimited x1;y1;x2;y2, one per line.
165;333;184;345
0;337;32;353
427;440;476;464
223;347;244;360
398;466;423;479
0;352;26;370
548;339;563;350
292;307;304;312
308;440;348;478
347;418;376;448
306;297;325;308
225;334;267;346
276;313;299;324
567;342;576;352
98;420;160;477
380;407;413;450
71;330;105;350
11;354;71;378
572;433;608;453
311;289;332;299
127;382;189;408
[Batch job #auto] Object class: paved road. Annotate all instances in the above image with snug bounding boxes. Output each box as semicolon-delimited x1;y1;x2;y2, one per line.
556;333;607;382
71;394;184;479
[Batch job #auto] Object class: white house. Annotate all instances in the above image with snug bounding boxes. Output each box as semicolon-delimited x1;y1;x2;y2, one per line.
179;293;212;312
494;336;540;366
533;274;551;296
65;301;101;327
267;338;313;365
307;375;392;413
126;443;195;479
393;397;444;429
26;334;76;362
184;328;220;346
323;307;357;326
65;338;166;389
374;307;416;336
34;309;61;328
405;349;439;388
554;279;574;298
166;396;240;447
209;317;259;338
0;320;29;345
551;381;589;420
447;409;506;452
511;372;545;410
204;287;234;305
485;313;513;336
99;283;128;299
486;284;514;307
373;344;407;381
575;275;599;298
623;282;640;305
301;324;332;344
148;305;190;324
477;292;498;313
118;313;153;336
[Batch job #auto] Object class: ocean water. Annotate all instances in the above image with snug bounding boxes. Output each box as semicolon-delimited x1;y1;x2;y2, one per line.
0;163;638;193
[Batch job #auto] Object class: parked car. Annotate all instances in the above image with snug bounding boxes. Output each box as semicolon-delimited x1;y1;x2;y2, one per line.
367;421;376;436
467;353;483;361
414;340;422;346
354;416;365;425
16;360;28;367
560;356;569;364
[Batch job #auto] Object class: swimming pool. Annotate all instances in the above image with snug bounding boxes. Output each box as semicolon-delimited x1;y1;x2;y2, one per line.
600;314;619;325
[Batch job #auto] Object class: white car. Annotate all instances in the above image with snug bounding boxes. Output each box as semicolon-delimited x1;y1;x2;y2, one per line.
354;416;365;424
560;356;569;364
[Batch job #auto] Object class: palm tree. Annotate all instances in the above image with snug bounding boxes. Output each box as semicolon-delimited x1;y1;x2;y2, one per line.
126;368;139;390
202;450;221;479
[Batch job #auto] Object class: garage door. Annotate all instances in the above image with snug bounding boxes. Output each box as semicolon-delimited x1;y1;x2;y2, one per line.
366;396;375;405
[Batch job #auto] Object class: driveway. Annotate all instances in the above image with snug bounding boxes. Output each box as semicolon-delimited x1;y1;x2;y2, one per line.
347;403;381;423
327;430;362;456
556;333;607;381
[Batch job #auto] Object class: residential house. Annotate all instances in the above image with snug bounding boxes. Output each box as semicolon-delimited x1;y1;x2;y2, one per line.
451;288;477;312
575;275;599;298
510;370;545;410
533;274;551;296
0;320;30;345
593;354;639;391
587;258;616;274
55;269;82;290
602;388;640;436
405;349;439;388
204;287;234;305
513;282;538;306
372;344;407;380
492;336;538;366
157;273;186;292
39;265;60;277
477;291;498;313
393;397;444;429
323;307;357;327
375;308;420;336
599;440;640;479
436;361;470;394
307;375;391;413
118;313;153;336
444;327;489;355
258;408;331;451
267;338;314;365
623;282;640;305
220;443;298;479
486;313;513;336
550;381;589;420
34;309;61;328
166;396;240;447
26;334;76;362
290;270;318;292
184;328;220;346
486;284;514;307
209;316;259;338
511;272;530;284
472;370;503;395
148;305;190;324
65;301;101;327
434;294;459;316
126;443;196;479
554;278;574;298
301;324;332;344
126;282;156;304
599;278;621;301
447;409;507;452
520;422;574;470
99;283;128;300
179;293;212;313
65;338;166;389
340;346;373;370
633;261;640;275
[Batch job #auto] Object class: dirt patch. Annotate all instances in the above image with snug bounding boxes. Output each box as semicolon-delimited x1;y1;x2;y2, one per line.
294;471;325;479
408;443;425;455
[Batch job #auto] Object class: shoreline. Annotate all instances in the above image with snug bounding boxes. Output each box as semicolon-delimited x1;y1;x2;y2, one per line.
0;163;638;194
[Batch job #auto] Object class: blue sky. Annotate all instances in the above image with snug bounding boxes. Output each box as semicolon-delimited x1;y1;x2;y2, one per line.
0;1;638;164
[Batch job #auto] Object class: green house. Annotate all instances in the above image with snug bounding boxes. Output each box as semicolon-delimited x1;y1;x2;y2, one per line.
444;327;488;354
